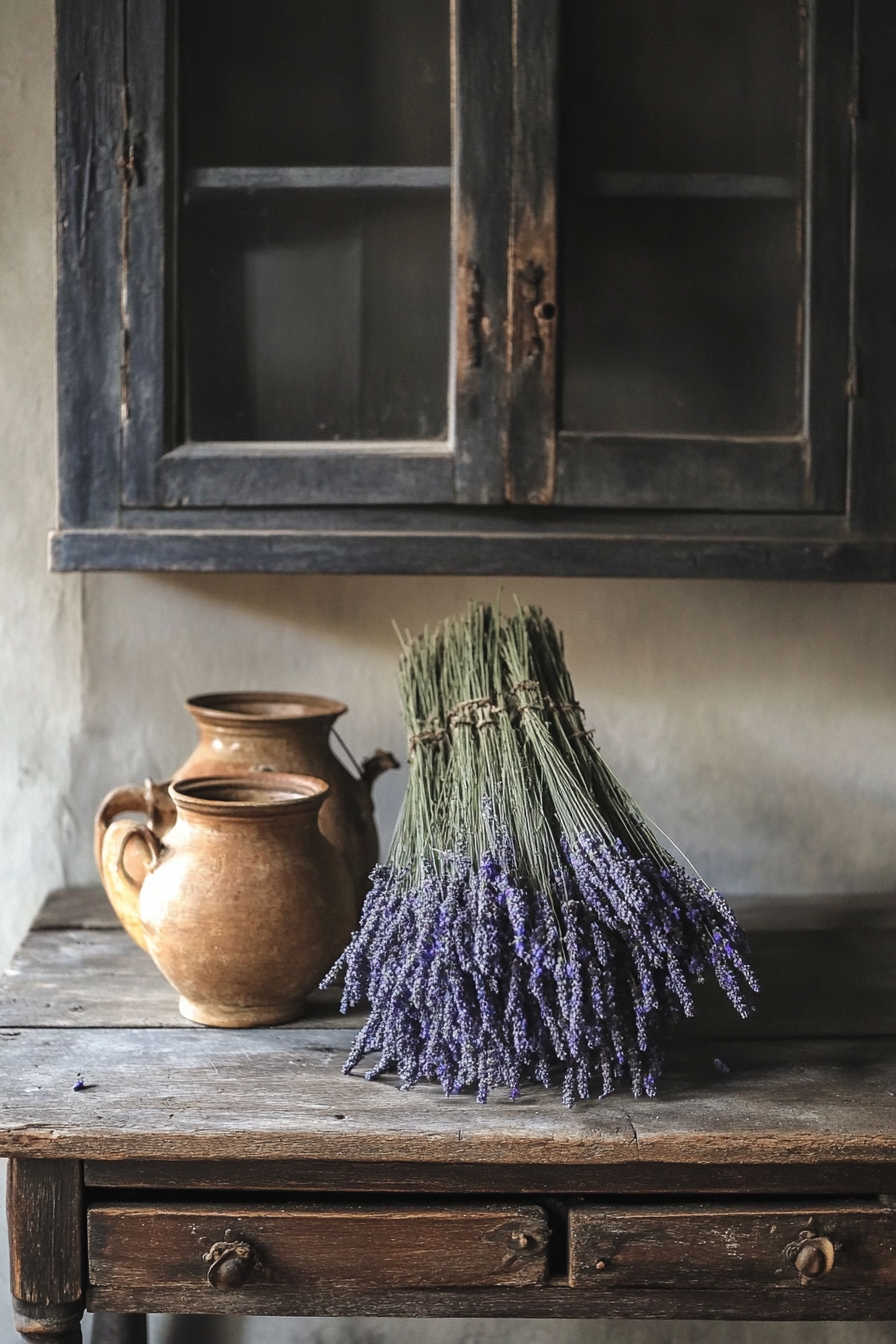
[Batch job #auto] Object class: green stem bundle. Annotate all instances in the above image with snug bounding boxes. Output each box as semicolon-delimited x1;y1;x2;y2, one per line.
324;601;757;1105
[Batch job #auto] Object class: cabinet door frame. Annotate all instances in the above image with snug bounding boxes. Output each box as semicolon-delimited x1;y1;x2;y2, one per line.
508;0;855;514
59;0;513;519
53;0;896;577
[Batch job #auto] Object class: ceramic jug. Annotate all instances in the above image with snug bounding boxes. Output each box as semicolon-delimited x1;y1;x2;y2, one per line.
96;692;398;918
97;773;355;1027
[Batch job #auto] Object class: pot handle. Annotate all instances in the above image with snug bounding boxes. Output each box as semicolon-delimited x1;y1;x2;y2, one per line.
99;819;163;952
94;780;176;875
360;748;400;793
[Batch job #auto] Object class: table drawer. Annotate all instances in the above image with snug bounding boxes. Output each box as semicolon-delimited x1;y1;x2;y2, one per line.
88;1202;549;1293
569;1203;896;1290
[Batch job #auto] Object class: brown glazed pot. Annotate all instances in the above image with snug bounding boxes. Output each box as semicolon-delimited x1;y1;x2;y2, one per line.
96;774;355;1027
95;692;398;919
178;693;398;913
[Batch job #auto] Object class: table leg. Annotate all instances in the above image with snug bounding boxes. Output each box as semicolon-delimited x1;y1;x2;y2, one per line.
90;1316;147;1344
7;1160;84;1344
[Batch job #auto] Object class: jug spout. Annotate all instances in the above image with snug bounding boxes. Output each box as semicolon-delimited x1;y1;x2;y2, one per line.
360;748;400;794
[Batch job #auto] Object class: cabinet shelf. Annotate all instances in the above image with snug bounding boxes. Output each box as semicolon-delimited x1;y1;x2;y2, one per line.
185;166;452;195
578;172;800;200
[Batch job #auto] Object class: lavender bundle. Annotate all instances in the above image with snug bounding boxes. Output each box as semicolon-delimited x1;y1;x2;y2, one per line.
323;602;757;1105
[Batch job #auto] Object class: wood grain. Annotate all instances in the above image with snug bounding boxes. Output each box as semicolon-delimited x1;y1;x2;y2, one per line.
11;891;896;1040
88;1202;548;1290
158;446;455;509
34;888;120;931
801;0;854;513
82;1158;896;1198
187;168;452;192
453;0;512;505
119;0;168;508
84;1282;896;1321
7;1159;84;1306
505;0;558;505
569;1201;896;1289
0;927;364;1030
2;1030;896;1166
48;526;896;580
55;0;125;529
554;437;811;513
850;0;896;534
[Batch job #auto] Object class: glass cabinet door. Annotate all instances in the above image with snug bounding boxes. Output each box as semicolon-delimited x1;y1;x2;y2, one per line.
56;0;884;577
179;0;451;445
507;0;852;512
145;0;510;509
560;0;804;440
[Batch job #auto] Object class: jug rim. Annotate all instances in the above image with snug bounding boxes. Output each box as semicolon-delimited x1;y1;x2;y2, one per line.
170;772;330;817
186;691;348;724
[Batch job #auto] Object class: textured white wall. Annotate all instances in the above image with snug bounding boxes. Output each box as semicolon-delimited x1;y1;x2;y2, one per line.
0;0;83;970
2;3;896;1343
71;572;896;900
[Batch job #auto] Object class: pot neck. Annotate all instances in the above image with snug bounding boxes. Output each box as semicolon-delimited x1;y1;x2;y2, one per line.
191;713;338;742
170;774;329;822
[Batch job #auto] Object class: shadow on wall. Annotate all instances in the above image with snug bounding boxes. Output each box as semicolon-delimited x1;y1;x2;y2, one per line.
71;574;896;897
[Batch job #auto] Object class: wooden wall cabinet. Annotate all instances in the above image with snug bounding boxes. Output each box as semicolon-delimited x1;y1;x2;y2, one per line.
51;0;896;577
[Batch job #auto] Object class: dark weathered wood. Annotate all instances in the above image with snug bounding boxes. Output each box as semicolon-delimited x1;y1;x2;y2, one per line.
48;525;896;579
82;1157;896;1198
88;1202;548;1290
53;0;896;577
52;504;873;537
849;0;896;534
505;0;558;505
158;445;454;508
12;891;896;1039
678;926;896;1040
569;1201;896;1289
119;0;168;507
555;437;811;512
731;891;896;931
554;0;852;521
33;888;119;931
452;0;512;505
3;1030;896;1166
186;167;451;192
55;0;125;529
7;1159;84;1339
8;1160;84;1305
84;1282;896;1321
0;927;362;1030
89;1315;146;1344
801;0;855;513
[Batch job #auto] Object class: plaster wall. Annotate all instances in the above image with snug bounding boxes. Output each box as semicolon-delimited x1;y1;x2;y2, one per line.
2;2;896;1343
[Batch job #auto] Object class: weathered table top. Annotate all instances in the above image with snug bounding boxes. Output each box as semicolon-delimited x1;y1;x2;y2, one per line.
2;887;896;1181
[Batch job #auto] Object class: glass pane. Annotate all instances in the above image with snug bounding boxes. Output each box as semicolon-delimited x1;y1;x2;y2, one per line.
182;193;450;442
180;0;450;169
560;0;805;437
563;199;803;437
178;0;451;443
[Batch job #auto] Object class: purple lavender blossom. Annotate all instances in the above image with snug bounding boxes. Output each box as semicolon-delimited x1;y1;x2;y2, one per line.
321;820;757;1109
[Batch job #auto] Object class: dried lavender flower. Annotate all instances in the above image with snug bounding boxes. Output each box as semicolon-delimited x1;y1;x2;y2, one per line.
322;602;758;1106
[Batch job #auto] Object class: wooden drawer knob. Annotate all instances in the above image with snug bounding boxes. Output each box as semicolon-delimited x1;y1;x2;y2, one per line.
203;1239;258;1290
784;1230;839;1285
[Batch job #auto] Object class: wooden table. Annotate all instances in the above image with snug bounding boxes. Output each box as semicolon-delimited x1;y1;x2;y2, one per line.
3;887;896;1338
